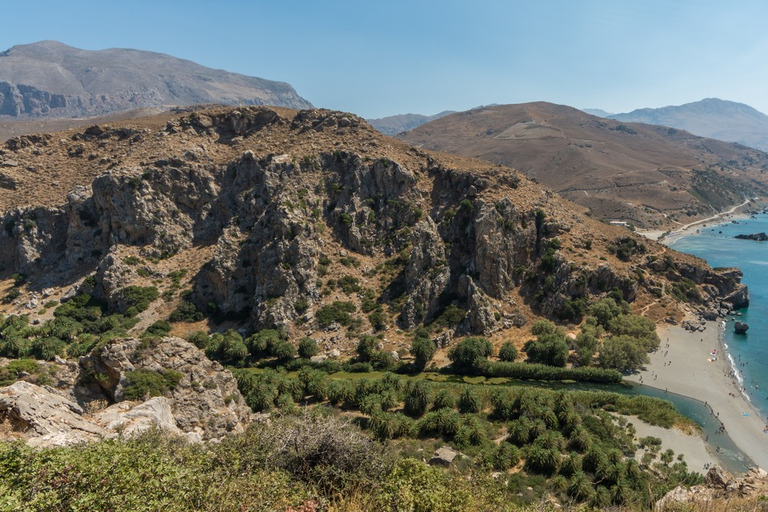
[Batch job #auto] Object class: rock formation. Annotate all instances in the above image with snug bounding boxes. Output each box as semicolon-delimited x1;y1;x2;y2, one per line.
734;321;749;334
0;337;252;447
655;465;768;510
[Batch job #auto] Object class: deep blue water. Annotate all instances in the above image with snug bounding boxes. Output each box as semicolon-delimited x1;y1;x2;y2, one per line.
670;215;768;423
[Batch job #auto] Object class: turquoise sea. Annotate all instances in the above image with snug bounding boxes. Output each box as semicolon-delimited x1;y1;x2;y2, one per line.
670;214;768;424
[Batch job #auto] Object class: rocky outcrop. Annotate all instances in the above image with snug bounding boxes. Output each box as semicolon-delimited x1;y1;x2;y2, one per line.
655;466;768;510
79;337;252;441
735;232;768;241
0;337;252;447
734;321;749;334
0;381;103;447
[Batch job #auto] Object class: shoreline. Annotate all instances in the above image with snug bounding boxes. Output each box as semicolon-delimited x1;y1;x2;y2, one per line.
637;199;758;246
625;321;768;472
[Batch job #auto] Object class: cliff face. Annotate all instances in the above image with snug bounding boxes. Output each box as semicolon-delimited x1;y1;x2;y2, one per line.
0;106;747;344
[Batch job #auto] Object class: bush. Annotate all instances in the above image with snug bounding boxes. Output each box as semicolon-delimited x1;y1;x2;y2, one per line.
122;369;183;400
169;300;205;322
297;337;319;359
448;337;494;374
498;341;518;362
120;286;159;316
316;301;356;328
144;320;172;337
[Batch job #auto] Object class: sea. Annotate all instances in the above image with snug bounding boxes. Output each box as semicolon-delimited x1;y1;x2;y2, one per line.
669;213;768;424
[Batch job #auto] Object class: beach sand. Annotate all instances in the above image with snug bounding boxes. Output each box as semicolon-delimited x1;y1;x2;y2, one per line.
627;416;715;473
625;322;768;471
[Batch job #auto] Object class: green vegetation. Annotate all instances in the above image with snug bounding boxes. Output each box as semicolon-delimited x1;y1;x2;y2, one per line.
120;285;160;317
230;368;701;509
316;301;357;328
123;369;183;400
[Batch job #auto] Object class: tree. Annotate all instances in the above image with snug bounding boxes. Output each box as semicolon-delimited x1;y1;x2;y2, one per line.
498;341;518;362
298;337;319;359
356;335;378;362
404;381;431;417
448;337;494;374
597;335;648;372
589;298;623;328
411;336;436;369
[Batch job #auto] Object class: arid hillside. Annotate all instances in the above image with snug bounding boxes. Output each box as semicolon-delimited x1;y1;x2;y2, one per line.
399;102;768;227
0;106;748;357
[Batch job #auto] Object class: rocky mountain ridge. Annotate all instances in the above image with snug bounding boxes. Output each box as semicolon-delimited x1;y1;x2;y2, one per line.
0;105;749;359
0;41;313;119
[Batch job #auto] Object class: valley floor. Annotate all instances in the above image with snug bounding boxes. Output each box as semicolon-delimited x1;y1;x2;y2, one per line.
625;322;768;471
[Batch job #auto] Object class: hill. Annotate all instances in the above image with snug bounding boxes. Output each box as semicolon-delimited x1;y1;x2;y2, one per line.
0;40;313;119
399;102;768;227
610;98;768;152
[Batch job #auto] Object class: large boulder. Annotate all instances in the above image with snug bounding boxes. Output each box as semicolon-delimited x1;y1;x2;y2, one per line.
79;336;253;441
0;381;103;447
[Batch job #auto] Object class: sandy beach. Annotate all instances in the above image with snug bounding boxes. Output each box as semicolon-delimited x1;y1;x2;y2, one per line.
625;321;768;472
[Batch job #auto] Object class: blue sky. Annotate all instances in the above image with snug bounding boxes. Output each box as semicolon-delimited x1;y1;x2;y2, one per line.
2;0;767;118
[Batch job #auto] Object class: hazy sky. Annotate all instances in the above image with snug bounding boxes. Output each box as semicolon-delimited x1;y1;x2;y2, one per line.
2;0;767;118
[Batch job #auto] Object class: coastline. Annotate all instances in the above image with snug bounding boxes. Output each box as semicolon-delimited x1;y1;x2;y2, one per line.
637;198;757;246
624;321;768;472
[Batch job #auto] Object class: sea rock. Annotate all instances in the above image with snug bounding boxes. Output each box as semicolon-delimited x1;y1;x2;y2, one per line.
734;232;768;241
734;321;749;334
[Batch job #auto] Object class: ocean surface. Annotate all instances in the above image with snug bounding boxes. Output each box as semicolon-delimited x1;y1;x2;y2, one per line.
670;214;768;423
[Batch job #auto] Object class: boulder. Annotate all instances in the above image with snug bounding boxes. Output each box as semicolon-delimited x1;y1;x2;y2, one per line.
734;321;749;334
428;445;461;467
0;381;104;447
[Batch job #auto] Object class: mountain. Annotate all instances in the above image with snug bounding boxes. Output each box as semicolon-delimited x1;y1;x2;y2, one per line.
581;108;613;117
367;111;455;135
0;40;313;119
0;105;743;340
399;102;768;227
609;98;768;152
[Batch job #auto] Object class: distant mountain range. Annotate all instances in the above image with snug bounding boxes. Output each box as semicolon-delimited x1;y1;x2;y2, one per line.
607;98;768;152
0;40;313;119
399;102;768;227
367;111;455;135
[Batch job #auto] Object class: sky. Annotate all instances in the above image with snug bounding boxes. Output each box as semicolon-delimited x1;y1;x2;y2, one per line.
1;0;767;119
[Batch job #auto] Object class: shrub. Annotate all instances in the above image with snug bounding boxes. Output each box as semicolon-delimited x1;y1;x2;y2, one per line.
448;337;494;374
316;301;356;328
120;286;159;316
498;341;518;362
144;320;172;337
122;369;183;400
297;337;319;359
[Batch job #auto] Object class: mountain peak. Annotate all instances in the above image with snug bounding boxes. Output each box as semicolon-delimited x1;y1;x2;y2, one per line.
0;40;313;118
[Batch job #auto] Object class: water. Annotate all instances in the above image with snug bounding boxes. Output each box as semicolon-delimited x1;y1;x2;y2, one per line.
670;214;768;423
